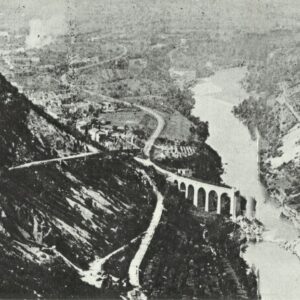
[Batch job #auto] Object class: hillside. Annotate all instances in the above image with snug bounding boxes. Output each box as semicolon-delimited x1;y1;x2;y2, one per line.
233;81;300;218
0;73;258;298
0;73;94;171
0;74;157;297
0;74;51;169
139;182;258;299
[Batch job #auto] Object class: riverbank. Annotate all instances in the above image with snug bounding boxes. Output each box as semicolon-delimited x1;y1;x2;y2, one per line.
232;90;300;230
191;67;300;300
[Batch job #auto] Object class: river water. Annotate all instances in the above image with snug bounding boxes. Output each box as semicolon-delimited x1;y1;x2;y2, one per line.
191;67;300;300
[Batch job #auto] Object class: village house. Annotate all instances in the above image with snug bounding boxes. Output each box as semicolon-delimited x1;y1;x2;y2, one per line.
177;168;193;177
0;31;9;41
88;124;113;143
99;127;111;136
102;101;117;113
88;128;102;143
76;120;88;134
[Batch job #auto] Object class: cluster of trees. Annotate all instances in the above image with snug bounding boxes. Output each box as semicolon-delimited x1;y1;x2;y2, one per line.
164;87;195;118
155;142;223;184
189;117;209;142
233;96;281;148
164;87;210;142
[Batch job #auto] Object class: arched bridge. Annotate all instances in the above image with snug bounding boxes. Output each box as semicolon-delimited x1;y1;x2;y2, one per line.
169;172;256;221
171;175;237;219
138;159;255;221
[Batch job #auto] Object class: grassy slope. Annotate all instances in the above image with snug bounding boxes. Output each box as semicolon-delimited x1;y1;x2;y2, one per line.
160;110;195;142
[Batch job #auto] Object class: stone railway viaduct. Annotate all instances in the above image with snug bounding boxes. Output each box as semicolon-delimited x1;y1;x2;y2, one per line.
148;162;255;221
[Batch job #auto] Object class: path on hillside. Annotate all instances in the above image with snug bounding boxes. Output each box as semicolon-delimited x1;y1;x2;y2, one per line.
81;235;142;289
75;45;128;73
277;86;300;122
60;44;127;89
9;151;99;171
283;99;300;122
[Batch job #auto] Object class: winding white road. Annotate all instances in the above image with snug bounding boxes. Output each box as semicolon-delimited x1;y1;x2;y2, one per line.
80;89;167;296
127;171;164;299
83;87;165;158
136;105;165;158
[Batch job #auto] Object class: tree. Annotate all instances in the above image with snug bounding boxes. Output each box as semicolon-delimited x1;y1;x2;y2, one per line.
195;121;209;142
88;105;95;114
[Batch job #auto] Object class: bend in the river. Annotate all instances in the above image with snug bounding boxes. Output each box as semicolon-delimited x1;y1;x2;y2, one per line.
191;67;300;300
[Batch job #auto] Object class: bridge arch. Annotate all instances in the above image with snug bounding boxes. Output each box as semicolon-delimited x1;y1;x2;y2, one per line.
220;193;231;216
253;198;257;212
197;187;206;209
179;182;186;193
246;197;256;219
167;172;238;220
208;190;218;212
238;196;247;216
187;185;194;201
251;198;257;218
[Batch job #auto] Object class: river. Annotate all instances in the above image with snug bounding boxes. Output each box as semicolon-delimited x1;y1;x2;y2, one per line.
191;67;300;300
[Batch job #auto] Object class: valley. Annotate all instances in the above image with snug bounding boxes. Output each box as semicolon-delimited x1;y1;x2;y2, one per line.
1;0;300;299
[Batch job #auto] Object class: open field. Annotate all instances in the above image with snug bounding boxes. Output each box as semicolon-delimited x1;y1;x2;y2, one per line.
98;110;157;132
160;111;194;142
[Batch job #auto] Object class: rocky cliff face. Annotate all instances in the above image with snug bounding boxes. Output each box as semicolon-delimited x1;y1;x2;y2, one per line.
0;74;156;298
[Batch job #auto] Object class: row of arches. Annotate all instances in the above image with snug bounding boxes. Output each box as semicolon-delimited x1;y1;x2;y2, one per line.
176;180;232;216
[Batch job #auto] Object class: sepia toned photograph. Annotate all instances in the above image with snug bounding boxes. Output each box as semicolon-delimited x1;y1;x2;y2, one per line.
0;0;300;299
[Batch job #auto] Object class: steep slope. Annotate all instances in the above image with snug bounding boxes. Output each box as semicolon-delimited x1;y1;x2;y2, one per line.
0;74;156;298
0;73;91;170
0;74;51;169
0;73;258;299
233;94;300;216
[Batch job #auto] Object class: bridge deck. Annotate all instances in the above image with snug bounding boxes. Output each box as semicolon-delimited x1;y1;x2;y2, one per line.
176;175;232;190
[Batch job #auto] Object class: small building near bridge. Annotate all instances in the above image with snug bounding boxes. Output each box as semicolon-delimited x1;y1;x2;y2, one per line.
177;168;193;177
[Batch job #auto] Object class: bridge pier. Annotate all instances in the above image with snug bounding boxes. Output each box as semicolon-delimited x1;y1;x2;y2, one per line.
246;197;256;220
205;196;209;212
230;190;237;221
171;174;239;221
217;194;221;214
193;191;198;207
185;187;189;199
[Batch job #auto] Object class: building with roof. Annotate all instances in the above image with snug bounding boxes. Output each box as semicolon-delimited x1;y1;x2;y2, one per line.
177;168;193;177
102;101;117;113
